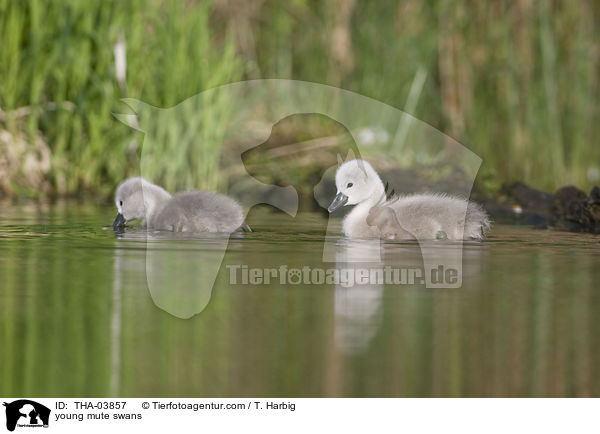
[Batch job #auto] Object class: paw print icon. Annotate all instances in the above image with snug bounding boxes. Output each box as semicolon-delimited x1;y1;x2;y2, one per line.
287;268;303;284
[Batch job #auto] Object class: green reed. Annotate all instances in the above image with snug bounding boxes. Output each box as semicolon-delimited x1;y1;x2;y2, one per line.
250;0;600;192
0;0;241;197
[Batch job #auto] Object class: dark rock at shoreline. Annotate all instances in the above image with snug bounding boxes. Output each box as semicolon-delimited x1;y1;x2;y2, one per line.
475;182;600;233
549;186;600;233
589;186;600;222
476;182;553;228
502;182;554;215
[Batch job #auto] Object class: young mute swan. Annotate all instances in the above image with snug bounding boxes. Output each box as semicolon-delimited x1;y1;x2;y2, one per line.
327;160;490;240
112;177;249;233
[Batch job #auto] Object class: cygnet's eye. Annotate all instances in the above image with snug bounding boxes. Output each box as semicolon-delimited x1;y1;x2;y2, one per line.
119;200;123;206
347;183;353;188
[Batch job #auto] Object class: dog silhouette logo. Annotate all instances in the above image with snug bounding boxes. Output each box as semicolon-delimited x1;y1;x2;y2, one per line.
3;400;50;431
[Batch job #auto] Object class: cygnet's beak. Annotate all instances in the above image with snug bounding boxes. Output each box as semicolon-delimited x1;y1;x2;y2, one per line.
113;212;126;229
328;192;348;212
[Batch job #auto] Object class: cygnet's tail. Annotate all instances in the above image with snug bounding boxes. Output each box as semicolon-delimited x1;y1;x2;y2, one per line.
464;201;491;240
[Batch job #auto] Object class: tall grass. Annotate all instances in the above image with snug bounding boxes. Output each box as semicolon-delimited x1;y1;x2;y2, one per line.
247;0;600;192
0;0;599;196
0;0;241;197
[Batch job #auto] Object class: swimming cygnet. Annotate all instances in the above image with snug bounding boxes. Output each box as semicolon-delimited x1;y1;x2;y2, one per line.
327;159;490;240
112;177;249;233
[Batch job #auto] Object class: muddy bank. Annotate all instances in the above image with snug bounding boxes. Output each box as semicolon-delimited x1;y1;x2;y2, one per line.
479;182;600;234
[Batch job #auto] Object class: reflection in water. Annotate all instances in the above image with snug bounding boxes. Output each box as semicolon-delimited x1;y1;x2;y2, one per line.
334;285;383;355
333;240;384;354
332;238;487;354
144;235;230;319
110;248;123;396
110;237;149;396
114;231;245;319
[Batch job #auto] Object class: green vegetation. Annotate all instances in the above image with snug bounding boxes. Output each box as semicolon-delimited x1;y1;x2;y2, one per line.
0;0;241;197
0;0;599;198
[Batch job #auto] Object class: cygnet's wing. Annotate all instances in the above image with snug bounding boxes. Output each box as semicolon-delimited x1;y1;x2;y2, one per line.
155;191;245;233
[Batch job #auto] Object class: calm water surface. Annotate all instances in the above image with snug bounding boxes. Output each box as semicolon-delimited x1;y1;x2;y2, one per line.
1;202;599;397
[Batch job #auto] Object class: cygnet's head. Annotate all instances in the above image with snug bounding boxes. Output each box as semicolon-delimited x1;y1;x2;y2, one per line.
113;177;169;229
328;159;384;212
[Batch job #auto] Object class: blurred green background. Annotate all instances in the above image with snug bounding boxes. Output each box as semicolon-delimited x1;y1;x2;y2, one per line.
1;0;599;198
